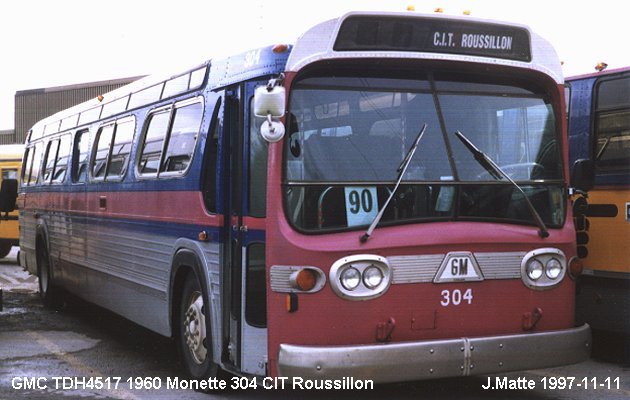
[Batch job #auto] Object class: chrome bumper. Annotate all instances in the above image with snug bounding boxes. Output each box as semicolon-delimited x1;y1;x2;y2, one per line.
277;324;591;383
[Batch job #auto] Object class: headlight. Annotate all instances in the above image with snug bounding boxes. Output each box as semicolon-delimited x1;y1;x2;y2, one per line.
330;255;391;300
363;265;384;289
340;267;361;291
545;258;563;279
526;259;544;280
521;248;567;290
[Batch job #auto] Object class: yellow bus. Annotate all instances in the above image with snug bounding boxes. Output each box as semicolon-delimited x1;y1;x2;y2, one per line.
0;144;22;258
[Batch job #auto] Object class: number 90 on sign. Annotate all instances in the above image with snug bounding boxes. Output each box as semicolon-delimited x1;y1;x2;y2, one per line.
344;187;378;227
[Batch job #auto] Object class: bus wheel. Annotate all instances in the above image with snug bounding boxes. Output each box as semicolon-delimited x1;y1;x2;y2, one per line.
36;241;61;309
0;243;11;259
178;272;225;384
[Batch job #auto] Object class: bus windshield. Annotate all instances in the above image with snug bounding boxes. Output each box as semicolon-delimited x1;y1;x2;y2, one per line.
284;70;565;232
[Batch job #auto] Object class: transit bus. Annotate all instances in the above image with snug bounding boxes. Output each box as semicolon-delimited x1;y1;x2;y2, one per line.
16;11;591;385
0;144;22;258
566;67;630;342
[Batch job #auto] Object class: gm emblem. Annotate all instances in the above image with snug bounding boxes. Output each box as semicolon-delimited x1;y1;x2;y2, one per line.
434;252;484;283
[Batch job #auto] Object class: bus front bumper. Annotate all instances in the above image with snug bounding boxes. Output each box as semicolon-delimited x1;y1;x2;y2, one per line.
277;324;591;383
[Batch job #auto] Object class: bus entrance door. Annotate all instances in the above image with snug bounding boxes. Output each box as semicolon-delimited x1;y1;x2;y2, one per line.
224;82;268;376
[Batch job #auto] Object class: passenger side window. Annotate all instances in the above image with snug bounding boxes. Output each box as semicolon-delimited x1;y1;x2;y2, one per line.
139;110;170;175
138;98;203;177
161;102;202;173
594;76;630;173
108;119;134;177
21;147;33;185
72;129;90;183
92;124;114;179
28;144;43;186
53;135;72;183
42;139;60;184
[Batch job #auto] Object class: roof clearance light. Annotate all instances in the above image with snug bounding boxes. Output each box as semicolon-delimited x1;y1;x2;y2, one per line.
406;5;415;11
272;44;289;53
595;62;608;72
463;10;471;15
97;94;104;102
434;7;444;13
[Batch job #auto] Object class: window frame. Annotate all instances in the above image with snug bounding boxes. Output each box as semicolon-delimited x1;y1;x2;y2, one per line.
71;129;91;184
42;138;60;185
90;116;137;183
592;74;630;174
135;96;204;180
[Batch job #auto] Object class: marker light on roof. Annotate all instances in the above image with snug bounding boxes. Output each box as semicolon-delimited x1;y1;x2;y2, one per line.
272;44;289;53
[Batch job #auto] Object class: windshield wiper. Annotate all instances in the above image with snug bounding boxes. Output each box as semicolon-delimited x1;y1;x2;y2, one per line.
360;123;427;243
454;130;549;239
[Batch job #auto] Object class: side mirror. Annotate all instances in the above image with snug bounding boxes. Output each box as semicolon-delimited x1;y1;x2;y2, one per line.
571;159;595;192
254;86;286;143
0;179;18;213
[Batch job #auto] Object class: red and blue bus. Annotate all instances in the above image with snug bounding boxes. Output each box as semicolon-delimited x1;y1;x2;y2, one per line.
16;11;590;385
566;67;629;348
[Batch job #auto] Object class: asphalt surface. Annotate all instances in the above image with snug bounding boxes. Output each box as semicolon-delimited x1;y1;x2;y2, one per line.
1;247;628;400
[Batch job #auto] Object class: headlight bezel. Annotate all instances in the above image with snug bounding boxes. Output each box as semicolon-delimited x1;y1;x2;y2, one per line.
520;248;567;290
330;255;391;300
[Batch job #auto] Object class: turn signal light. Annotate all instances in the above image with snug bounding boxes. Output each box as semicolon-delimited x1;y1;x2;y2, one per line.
292;268;317;291
568;257;583;280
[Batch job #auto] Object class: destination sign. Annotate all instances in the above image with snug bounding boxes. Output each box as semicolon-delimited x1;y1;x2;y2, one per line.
334;16;532;62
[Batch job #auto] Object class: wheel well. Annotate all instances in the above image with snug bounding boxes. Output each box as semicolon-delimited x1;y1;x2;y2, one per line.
171;264;194;339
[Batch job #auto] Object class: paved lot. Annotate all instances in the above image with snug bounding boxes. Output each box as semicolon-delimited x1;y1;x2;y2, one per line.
1;247;628;400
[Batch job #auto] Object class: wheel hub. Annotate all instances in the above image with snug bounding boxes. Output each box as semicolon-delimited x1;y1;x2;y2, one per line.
184;292;207;364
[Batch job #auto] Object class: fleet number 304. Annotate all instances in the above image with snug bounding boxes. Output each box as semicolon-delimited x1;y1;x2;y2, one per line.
440;288;473;306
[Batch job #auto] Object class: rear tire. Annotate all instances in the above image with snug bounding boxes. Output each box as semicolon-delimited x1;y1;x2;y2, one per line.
177;272;226;388
37;240;62;309
0;242;12;259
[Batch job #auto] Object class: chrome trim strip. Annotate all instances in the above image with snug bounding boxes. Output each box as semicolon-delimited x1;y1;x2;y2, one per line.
277;324;591;383
474;252;526;280
389;254;444;284
389;252;524;284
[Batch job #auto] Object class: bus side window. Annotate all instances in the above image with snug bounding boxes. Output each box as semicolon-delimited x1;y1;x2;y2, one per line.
108;118;135;178
92;124;114;180
21;147;33;185
2;169;18;180
201;99;221;213
594;76;630;172
160;101;202;173
139;110;170;175
72;129;89;183
28;144;43;186
42;139;60;184
52;135;72;184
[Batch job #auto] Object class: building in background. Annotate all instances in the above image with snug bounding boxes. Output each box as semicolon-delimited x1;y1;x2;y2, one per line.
4;76;143;145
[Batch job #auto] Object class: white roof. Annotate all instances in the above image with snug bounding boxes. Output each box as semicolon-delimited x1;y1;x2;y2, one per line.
286;11;563;84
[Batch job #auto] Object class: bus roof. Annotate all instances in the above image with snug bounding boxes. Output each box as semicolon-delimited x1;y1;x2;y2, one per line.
286;11;563;84
27;11;563;142
566;66;630;81
27;45;291;142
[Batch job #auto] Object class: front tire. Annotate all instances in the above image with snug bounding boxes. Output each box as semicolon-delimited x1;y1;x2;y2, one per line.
177;272;225;384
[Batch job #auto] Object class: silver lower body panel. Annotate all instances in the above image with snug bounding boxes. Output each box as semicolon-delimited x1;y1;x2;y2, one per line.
277;324;591;383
